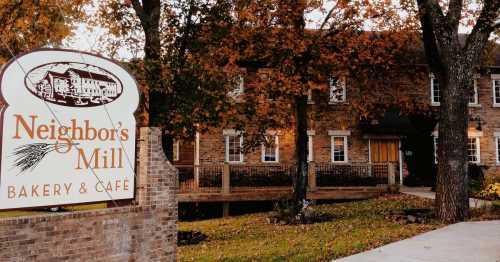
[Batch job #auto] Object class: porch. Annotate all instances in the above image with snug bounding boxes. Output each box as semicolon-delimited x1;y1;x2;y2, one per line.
176;162;399;202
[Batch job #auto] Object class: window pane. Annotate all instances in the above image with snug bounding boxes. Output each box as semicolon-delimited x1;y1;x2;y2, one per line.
263;136;277;162
497;138;500;163
228;135;242;162
333;136;346;162
495;80;500;104
467;138;478;163
432;78;440;103
329;77;345;103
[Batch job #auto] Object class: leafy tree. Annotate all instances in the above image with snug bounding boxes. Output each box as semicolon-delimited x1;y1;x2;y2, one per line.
0;0;89;63
198;0;418;215
97;0;235;160
412;0;500;222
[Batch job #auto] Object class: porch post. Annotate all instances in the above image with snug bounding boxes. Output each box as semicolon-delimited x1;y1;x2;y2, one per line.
194;132;200;191
222;163;230;194
308;161;316;191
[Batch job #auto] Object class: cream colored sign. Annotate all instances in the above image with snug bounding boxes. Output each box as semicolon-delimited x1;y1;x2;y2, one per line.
0;49;139;209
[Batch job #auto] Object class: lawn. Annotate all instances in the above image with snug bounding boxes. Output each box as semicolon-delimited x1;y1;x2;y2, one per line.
178;194;443;262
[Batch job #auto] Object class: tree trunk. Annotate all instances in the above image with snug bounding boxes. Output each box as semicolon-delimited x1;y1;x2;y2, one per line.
435;59;472;222
293;95;308;214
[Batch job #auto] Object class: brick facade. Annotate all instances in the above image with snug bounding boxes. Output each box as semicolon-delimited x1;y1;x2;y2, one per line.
0;127;177;262
180;71;500;181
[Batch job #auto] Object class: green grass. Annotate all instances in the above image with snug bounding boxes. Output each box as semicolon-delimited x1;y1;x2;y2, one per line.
179;195;442;262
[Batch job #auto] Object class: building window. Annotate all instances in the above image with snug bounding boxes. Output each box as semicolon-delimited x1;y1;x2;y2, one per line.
228;75;244;99
467;137;480;163
261;135;279;163
431;74;440;105
329;77;346;103
225;134;243;163
307;89;314;104
434;136;480;163
331;136;348;163
496;136;500;165
469;78;479;105
493;79;500;106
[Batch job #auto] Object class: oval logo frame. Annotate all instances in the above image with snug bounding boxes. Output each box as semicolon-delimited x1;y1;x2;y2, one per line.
24;62;124;107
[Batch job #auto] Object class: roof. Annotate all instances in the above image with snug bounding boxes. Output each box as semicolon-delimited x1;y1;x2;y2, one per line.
67;68;115;83
46;71;69;79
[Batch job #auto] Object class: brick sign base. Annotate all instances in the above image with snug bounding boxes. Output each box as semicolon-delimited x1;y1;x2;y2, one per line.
0;127;177;261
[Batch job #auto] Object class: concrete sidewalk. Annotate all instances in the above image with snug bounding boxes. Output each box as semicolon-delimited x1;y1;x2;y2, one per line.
334;220;500;262
401;187;491;208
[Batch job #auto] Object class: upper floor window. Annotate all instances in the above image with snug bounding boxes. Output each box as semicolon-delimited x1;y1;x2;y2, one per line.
431;74;479;106
228;75;244;99
224;130;243;163
493;79;500;107
329;77;346;104
469;78;479;105
261;135;279;163
430;74;440;105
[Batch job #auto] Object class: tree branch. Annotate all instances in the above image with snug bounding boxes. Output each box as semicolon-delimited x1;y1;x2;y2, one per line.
446;0;462;32
416;0;445;73
464;0;500;64
130;0;146;24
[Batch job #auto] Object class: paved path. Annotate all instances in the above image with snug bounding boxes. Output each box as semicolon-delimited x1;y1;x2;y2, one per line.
334;220;500;262
401;187;491;208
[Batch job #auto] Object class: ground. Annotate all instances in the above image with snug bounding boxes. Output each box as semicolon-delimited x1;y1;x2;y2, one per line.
178;195;443;262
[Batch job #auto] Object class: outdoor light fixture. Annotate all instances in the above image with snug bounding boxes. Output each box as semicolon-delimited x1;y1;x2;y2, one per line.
470;115;483;131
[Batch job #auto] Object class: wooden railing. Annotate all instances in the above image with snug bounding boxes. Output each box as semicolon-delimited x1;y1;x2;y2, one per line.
177;162;397;193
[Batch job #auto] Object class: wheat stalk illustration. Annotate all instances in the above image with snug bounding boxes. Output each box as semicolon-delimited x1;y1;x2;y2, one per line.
11;142;76;174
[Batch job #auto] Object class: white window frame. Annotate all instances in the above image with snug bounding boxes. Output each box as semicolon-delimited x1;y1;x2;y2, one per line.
307;89;314;104
224;129;244;163
468;77;479;106
329;76;346;104
329;130;350;163
492;76;500;107
495;133;500;165
228;75;245;99
430;74;440;106
467;137;481;164
261;135;279;163
307;130;315;162
433;131;481;164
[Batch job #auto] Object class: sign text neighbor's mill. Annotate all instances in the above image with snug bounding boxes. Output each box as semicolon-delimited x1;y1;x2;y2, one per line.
0;49;139;209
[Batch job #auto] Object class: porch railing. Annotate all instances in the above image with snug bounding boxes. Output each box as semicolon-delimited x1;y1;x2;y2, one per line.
313;162;392;187
176;162;397;193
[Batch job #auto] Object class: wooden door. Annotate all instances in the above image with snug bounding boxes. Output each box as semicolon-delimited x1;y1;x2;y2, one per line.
370;139;399;163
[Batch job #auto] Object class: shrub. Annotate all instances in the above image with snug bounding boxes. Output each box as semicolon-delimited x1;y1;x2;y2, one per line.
478;183;500;200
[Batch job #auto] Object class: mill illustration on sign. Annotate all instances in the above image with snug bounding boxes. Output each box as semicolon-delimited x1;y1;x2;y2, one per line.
25;62;123;107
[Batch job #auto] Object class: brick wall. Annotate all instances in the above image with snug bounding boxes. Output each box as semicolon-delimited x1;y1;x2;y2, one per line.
0;127;177;262
195;73;500;180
